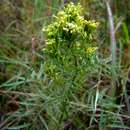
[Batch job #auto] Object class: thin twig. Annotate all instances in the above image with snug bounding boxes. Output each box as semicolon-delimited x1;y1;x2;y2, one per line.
114;17;123;33
0;89;37;97
31;37;36;63
105;0;116;65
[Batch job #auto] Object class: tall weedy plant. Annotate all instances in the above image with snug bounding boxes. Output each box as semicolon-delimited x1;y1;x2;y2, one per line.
43;2;98;91
42;4;99;129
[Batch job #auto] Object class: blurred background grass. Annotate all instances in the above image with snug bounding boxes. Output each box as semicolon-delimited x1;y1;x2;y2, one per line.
0;0;130;130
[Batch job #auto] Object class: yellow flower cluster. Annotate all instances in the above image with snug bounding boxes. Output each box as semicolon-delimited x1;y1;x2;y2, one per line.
85;21;99;29
86;47;98;55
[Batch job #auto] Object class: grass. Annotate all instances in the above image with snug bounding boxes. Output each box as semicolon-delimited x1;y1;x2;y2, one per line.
0;0;130;130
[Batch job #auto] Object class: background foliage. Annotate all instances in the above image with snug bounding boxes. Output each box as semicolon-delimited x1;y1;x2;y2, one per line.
0;0;130;130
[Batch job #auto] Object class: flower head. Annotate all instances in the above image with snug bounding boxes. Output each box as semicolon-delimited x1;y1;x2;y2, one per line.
86;47;98;55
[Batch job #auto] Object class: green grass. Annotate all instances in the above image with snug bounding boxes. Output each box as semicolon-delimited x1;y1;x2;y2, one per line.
0;0;130;130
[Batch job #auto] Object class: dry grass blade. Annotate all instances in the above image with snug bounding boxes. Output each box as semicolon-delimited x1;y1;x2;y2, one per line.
105;0;117;65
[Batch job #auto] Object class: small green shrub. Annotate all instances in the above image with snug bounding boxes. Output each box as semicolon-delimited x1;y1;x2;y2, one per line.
42;3;99;129
43;2;98;89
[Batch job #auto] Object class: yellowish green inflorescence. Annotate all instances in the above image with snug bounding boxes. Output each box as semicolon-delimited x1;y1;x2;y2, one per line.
42;2;98;87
